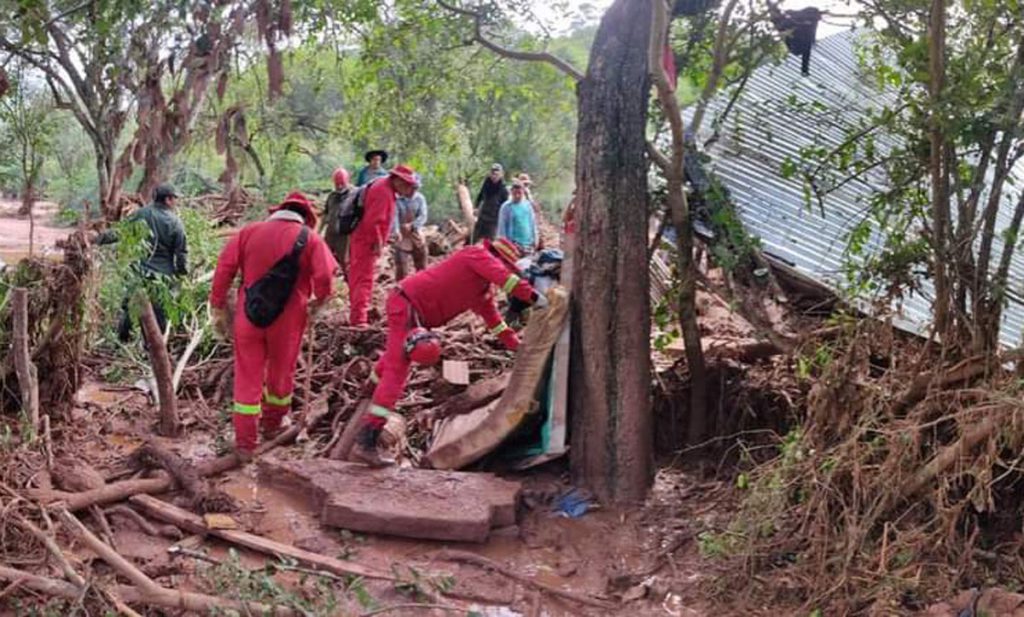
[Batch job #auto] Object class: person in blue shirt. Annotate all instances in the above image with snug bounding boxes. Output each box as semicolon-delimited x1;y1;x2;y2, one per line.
391;175;429;281
357;149;390;186
496;181;538;255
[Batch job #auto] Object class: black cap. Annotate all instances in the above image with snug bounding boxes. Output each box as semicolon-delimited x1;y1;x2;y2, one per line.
154;183;179;202
364;149;389;163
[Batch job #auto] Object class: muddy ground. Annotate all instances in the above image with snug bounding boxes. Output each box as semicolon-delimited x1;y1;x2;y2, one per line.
66;378;727;617
0;199;69;264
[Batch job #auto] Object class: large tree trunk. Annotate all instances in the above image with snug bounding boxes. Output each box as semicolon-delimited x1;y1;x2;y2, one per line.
569;0;655;504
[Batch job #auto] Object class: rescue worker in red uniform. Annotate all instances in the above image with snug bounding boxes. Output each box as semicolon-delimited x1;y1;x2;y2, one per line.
351;237;550;465
348;164;419;326
209;192;338;460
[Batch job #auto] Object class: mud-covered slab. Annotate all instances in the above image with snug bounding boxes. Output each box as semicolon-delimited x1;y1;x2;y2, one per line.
258;458;521;543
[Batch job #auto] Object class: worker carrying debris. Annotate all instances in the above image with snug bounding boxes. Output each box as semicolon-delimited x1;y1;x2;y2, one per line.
351;237;550;466
208;192;338;461
348;164;420;326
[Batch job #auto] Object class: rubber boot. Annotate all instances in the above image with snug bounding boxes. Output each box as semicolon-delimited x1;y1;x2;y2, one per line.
349;421;395;468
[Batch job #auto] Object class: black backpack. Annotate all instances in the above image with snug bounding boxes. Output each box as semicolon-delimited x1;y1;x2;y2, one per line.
243;226;309;328
335;180;374;236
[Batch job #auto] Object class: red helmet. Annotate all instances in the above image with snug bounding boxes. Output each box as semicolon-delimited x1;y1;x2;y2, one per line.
404;328;442;366
270;191;318;227
486;237;522;270
332;167;350;189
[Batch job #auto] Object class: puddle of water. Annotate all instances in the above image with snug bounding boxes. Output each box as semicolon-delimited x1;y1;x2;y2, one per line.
220;471;321;546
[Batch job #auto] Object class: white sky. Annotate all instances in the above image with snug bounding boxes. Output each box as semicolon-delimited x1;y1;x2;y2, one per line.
531;0;858;38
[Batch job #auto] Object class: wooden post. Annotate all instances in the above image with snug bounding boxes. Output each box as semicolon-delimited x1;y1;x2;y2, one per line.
138;297;180;437
12;288;40;437
457;182;476;231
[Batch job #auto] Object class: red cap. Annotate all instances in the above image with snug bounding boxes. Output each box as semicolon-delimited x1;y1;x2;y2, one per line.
270;191;318;227
389;164;418;187
332;167;350;189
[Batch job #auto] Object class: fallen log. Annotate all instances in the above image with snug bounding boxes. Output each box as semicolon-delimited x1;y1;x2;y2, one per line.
27;477;172;512
894;354;995;414
135;440;236;513
897;405;1009;501
58;506;296;614
130;494;395;582
28;402;333;511
0;565;293;615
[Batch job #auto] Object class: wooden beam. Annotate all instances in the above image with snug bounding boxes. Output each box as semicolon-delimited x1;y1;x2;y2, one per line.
129;494;395;582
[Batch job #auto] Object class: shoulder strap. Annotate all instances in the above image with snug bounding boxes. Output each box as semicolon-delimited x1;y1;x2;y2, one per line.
290;226;309;258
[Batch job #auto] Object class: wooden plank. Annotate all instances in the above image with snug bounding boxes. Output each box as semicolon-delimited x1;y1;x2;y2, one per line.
129;494;394;581
442;360;470;385
547;231;573;456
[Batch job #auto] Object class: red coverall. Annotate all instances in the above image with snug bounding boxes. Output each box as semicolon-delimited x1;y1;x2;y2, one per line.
210;215;337;452
349;178;396;325
366;244;537;427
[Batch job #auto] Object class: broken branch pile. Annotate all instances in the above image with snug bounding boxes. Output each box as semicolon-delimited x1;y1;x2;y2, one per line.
716;320;1024;614
0;231;92;421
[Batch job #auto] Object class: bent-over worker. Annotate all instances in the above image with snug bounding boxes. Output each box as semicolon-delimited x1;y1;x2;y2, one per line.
351;237;549;466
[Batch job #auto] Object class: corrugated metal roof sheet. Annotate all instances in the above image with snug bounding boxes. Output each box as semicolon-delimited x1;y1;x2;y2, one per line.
693;29;1024;346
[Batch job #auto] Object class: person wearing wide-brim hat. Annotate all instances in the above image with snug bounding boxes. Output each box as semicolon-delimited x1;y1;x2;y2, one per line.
357;149;390;186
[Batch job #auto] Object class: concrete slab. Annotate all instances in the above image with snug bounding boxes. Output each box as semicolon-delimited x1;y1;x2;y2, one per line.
258;458;521;543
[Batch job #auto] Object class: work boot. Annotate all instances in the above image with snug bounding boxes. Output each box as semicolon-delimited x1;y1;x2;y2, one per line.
349;422;395;468
235;447;255;464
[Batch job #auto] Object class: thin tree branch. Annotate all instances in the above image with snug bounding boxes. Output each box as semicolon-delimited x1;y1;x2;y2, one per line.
436;0;584;81
689;0;742;135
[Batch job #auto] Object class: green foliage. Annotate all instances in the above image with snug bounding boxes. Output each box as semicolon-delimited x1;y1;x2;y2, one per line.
201;550;342;615
0;63;57;201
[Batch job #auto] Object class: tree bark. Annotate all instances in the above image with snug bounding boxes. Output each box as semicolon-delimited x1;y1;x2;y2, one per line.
11;288;40;436
138;298;180;437
570;0;655;504
928;0;951;339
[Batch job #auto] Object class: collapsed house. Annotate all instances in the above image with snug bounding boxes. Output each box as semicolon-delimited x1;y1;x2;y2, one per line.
691;29;1024;346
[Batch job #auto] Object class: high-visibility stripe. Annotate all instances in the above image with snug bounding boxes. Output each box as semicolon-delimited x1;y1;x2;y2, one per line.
263;389;292;407
502;274;521;294
233;401;261;415
490;321;510;335
369;404;392;418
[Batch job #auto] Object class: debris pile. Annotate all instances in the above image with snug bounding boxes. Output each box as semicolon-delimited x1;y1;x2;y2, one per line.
0;231;92;420
714;319;1024;613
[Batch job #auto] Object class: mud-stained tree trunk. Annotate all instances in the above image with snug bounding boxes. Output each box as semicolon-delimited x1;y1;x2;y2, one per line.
12;288;40;437
570;0;655;504
138;298;180;437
